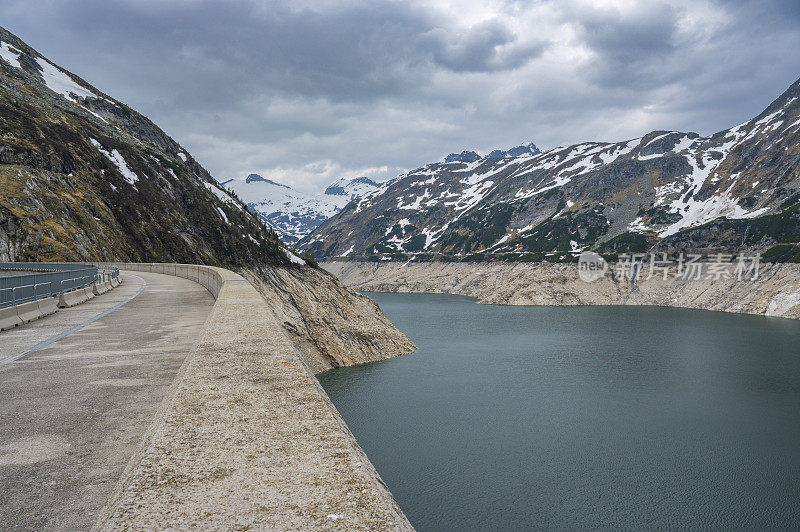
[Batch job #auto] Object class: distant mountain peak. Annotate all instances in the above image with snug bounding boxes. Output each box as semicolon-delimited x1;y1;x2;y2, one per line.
244;173;292;188
245;173;267;183
446;142;541;162
224;173;380;244
324;176;379;196
506;142;541;157
351;176;379;186
444;151;481;163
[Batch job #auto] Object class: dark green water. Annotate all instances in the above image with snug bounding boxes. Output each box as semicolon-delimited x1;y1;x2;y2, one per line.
318;292;800;531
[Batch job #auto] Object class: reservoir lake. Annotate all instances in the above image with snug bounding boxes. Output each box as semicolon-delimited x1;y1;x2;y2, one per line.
318;292;800;530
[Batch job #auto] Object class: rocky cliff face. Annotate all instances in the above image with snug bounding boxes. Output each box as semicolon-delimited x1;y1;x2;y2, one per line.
246;266;415;373
324;261;800;320
0;26;413;368
302;79;800;263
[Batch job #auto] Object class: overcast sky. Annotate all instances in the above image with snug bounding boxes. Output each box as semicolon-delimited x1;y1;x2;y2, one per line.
2;0;800;192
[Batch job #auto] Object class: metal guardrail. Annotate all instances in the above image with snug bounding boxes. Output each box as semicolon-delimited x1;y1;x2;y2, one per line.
0;263;119;309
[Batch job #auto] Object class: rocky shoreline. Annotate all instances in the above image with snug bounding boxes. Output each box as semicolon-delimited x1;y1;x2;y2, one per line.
323;261;800;320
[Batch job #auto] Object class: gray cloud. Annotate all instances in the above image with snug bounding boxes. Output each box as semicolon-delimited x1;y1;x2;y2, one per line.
426;19;546;72
572;2;679;89
1;0;799;192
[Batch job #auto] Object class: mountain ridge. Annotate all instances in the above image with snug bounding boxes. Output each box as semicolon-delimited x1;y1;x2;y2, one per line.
300;78;800;262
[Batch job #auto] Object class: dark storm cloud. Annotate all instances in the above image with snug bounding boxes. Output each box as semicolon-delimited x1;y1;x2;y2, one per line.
426;19;546;72
0;0;799;191
572;3;680;89
14;0;537;105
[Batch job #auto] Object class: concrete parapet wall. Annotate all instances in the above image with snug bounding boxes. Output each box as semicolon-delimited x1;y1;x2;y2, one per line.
94;263;412;530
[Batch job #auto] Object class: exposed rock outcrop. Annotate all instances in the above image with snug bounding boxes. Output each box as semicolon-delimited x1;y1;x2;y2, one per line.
246;266;416;373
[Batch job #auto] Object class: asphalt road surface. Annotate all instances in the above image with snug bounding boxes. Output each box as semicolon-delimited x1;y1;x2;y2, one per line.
0;271;214;530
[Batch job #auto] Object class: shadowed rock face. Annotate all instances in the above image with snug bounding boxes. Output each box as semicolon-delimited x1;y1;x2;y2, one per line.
301;80;800;263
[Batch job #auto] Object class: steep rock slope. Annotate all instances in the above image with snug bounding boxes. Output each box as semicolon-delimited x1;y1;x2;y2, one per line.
246;266;416;373
222;174;378;244
0;27;297;266
302;80;800;262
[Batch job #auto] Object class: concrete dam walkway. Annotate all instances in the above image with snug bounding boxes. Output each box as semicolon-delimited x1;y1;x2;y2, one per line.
0;272;214;530
0;264;412;531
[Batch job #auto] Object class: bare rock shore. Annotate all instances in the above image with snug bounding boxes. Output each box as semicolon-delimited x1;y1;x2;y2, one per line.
323;261;800;320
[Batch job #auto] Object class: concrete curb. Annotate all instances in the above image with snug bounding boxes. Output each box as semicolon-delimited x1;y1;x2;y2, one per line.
0;305;23;330
58;287;90;308
16;300;43;323
93;263;413;531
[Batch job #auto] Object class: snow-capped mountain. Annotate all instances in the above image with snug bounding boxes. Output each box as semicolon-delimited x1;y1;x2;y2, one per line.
222;174;379;244
300;79;800;262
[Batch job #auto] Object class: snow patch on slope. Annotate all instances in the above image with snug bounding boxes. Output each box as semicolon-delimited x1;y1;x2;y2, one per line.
90;138;139;186
283;248;306;265
35;57;101;103
0;41;22;69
